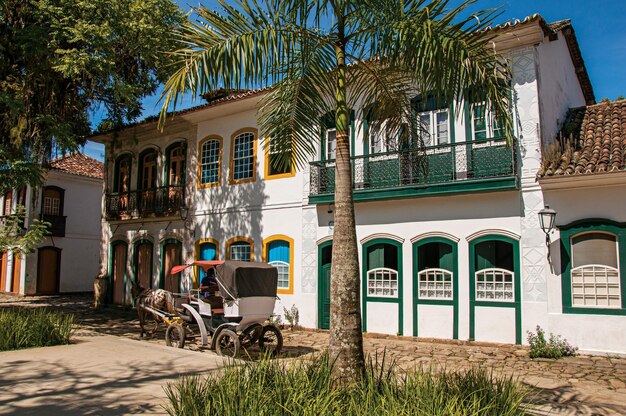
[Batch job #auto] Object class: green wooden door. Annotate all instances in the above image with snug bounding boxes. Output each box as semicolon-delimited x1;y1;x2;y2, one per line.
318;243;332;329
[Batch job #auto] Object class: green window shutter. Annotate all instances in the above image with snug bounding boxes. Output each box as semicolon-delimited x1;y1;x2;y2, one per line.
367;244;385;269
438;244;454;271
475;241;496;270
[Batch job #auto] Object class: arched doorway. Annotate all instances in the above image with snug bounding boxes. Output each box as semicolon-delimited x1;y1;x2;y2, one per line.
111;242;128;304
134;240;153;289
469;235;520;344
162;240;182;292
317;241;332;329
413;237;458;339
37;247;61;294
362;239;403;335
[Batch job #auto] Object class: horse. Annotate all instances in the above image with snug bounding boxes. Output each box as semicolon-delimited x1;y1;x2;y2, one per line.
130;280;176;338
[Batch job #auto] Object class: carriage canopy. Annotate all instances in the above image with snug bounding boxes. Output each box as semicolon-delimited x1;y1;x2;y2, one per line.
216;261;278;301
170;260;278;300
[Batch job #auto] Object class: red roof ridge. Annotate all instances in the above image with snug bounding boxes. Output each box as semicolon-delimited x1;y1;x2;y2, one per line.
49;152;104;179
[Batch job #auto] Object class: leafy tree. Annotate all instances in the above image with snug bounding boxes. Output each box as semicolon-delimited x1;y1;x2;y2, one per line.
0;0;185;250
0;206;50;255
0;0;185;187
161;0;513;383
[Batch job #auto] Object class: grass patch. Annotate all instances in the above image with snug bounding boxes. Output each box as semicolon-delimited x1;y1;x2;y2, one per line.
0;307;75;351
165;354;528;415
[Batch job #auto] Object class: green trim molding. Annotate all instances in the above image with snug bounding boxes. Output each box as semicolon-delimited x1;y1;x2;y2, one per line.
468;234;522;344
309;175;517;205
412;237;459;339
559;219;626;316
361;238;404;336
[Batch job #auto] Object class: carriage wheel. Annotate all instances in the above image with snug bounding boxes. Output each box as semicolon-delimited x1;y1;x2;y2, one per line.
241;324;263;348
165;323;185;348
258;325;283;356
215;329;240;358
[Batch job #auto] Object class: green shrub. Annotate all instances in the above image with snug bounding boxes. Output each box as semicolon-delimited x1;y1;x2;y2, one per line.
0;308;74;351
164;354;528;416
527;325;577;359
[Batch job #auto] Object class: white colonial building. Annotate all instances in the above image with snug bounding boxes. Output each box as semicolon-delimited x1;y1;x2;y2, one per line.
1;153;103;295
92;15;626;354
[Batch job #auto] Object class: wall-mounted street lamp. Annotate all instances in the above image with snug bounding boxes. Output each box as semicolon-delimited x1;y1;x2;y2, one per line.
538;205;557;257
179;204;194;237
179;205;189;222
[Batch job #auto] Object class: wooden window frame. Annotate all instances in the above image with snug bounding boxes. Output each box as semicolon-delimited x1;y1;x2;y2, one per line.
263;137;295;180
41;186;65;217
262;234;294;294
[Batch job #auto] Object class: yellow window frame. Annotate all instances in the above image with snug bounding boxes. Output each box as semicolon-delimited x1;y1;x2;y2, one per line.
262;234;294;295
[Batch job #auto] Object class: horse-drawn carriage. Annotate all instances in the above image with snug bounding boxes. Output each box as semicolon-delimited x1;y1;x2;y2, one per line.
134;260;283;358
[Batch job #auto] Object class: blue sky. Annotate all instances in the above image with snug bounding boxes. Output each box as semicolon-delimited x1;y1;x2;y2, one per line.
84;0;626;160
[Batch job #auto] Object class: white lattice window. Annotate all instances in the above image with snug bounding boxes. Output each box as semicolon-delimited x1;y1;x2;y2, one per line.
418;268;453;299
571;232;621;308
572;266;621;308
475;268;514;302
270;260;290;289
367;267;398;298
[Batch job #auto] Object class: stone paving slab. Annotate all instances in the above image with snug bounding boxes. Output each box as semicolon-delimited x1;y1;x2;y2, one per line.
2;293;626;415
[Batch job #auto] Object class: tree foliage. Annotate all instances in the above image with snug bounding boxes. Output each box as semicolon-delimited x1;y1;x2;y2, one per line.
160;0;514;383
0;0;185;187
0;205;50;255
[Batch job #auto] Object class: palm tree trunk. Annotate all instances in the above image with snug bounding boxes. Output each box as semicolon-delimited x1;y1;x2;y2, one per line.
328;33;365;384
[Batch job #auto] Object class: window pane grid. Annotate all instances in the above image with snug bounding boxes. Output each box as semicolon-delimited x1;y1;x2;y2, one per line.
367;267;398;298
418;268;453;299
270;260;290;289
230;243;251;261
475;268;514;302
233;132;255;180
326;129;336;160
43;196;60;216
201;140;220;185
572;265;621;308
418;110;449;145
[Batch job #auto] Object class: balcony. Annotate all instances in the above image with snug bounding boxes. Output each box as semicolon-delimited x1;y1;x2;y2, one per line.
309;138;517;204
41;215;67;237
105;185;185;220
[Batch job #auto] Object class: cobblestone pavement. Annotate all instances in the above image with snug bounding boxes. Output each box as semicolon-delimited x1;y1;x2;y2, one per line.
2;293;626;415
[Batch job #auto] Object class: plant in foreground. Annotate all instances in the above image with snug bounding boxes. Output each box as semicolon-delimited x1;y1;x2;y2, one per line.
0;308;74;351
527;325;577;359
164;353;529;416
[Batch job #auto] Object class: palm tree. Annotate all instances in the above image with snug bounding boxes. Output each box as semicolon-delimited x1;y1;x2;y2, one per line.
160;0;513;383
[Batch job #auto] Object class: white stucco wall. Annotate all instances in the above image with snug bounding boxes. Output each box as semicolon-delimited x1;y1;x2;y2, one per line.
536;32;587;144
540;180;626;354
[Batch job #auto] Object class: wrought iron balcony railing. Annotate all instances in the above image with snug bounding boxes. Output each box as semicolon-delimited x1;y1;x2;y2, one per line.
41;214;66;237
105;185;185;220
310;138;516;197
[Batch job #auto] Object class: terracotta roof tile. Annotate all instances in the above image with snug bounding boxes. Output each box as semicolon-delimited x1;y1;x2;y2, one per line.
539;99;626;177
49;152;104;179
